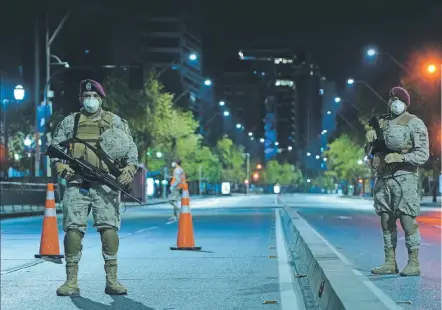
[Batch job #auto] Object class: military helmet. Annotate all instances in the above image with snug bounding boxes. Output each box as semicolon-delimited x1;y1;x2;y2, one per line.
98;127;130;161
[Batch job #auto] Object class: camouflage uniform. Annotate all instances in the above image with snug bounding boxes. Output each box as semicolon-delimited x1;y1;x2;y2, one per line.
51;79;138;296
368;87;429;277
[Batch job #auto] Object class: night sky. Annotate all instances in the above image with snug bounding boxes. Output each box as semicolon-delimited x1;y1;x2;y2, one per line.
1;0;441;103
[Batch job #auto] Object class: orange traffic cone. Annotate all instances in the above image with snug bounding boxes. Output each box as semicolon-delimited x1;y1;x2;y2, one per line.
170;183;201;251
35;183;64;259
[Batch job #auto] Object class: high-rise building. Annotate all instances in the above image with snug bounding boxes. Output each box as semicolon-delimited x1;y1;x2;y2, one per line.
238;48;301;164
134;0;205;116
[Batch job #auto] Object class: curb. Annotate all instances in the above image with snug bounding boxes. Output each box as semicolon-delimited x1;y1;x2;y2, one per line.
280;206;401;310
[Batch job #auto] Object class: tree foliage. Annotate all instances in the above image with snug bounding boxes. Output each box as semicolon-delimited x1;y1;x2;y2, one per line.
323;134;370;182
261;160;303;185
214;136;246;183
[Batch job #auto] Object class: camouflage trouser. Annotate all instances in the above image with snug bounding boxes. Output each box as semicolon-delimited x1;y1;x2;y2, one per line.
62;183;121;234
373;173;420;217
374;173;421;251
168;187;181;215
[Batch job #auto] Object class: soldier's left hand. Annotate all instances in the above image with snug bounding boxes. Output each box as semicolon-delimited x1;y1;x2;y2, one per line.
118;165;138;185
384;153;405;164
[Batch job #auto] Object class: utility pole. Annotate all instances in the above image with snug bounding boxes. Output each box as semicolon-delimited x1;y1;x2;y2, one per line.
246;153;250;194
198;165;202;196
162;166;168;199
34;13;41;177
42;10;71;177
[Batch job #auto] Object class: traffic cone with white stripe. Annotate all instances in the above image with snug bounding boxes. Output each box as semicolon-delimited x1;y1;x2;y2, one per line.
170;183;201;251
35;183;64;259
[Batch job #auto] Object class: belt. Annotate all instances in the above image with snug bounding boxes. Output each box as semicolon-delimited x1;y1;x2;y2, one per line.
389;163;418;174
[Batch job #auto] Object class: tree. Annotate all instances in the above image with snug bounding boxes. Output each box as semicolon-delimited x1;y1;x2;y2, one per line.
323;134;370;184
102;72;200;170
312;174;335;191
261;160;303;185
214;136;246;183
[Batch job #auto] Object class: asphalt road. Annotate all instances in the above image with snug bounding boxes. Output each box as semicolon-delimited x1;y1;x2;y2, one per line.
1;195;300;310
281;194;442;310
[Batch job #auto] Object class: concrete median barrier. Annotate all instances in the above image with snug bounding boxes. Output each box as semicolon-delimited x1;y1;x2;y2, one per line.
280;206;401;310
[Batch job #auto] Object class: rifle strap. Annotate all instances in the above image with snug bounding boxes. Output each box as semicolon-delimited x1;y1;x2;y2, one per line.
73;112;81;137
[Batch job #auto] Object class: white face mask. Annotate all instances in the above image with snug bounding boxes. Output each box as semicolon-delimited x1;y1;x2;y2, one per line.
171;162;176;168
390;100;406;115
83;97;100;114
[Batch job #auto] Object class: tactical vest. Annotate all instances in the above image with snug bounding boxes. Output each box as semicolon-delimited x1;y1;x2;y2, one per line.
69;111;114;172
380;113;417;154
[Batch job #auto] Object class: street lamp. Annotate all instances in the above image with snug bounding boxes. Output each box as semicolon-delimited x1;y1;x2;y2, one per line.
223;111;229;116
204;79;212;86
219;101;225;106
248;132;253;136
334;97;341;103
13;85;25;101
357;160;363;165
156;152;163;158
275;142;279;146
367;48;377;57
24;137;32;147
189;53;197;61
259;138;264;143
427;64;436;73
307;152;311;156
236;123;241;129
347;78;355;85
288;146;293;151
315;155;320;159
327;111;331;115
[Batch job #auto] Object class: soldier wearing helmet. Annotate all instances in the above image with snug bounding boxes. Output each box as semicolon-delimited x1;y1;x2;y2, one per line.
365;86;429;277
50;79;139;296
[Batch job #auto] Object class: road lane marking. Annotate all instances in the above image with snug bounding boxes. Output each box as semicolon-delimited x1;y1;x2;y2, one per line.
297;211;403;310
337;216;352;220
275;209;305;310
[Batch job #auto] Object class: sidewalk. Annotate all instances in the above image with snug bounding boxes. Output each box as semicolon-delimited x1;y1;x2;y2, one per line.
339;195;441;208
0;193;248;219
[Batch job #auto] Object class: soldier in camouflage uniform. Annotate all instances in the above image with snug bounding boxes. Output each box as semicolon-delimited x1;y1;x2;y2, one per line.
366;86;429;277
51;79;139;296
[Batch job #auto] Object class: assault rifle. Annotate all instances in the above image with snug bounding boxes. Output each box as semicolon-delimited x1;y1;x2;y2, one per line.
46;144;142;204
366;114;395;157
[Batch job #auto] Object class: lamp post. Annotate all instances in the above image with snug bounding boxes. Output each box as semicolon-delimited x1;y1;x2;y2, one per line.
1;83;26;178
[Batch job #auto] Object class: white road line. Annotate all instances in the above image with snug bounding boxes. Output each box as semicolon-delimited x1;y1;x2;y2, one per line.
275;209;305;310
300;213;403;310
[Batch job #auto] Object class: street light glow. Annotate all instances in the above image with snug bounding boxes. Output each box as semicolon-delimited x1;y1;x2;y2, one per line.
223;111;230;116
315;155;320;159
288;146;293;151
275;142;279;146
204;79;212;86
307;179;311;183
238;51;244;59
24;137;32;147
156;152;162;158
259;138;265;143
13;85;25;100
236;123;241;128
323;157;327;161
367;48;377;57
219;101;225;106
307;152;311;156
248;132;253;136
347;78;354;85
427;64;436;73
189;53;197;61
327;111;331;115
334;97;341;103
357;160;363;165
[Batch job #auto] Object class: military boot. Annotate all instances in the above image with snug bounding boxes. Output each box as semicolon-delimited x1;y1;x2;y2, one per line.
371;248;399;275
400;249;420;276
56;263;80;296
104;260;128;295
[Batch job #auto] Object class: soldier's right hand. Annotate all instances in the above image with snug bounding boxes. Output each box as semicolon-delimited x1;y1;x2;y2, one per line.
365;130;377;143
55;163;75;179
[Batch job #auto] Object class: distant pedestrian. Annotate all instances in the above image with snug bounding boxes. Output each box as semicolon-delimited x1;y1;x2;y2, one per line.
168;159;186;221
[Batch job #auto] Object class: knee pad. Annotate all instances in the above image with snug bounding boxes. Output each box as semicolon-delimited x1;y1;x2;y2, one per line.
100;228;119;256
64;229;84;257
